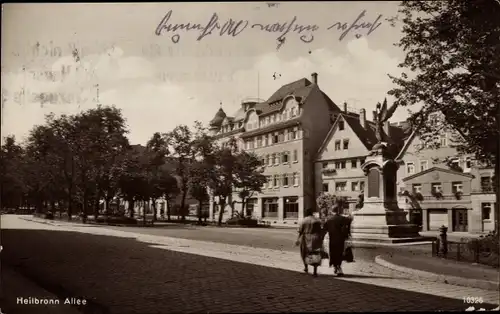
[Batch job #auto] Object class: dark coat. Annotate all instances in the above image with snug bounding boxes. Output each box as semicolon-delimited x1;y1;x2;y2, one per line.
323;214;351;267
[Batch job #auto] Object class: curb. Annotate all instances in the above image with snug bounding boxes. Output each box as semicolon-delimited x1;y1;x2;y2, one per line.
375;255;499;291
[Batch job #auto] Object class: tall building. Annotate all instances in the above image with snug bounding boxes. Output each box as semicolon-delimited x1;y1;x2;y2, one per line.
207;73;341;224
315;106;411;213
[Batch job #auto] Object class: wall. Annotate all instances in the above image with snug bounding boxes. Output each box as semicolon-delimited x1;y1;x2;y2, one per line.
300;87;338;211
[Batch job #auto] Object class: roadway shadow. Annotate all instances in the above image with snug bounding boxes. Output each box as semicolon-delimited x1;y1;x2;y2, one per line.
2;227;499;313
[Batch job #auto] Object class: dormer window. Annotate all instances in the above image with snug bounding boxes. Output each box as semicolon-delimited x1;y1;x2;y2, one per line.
291;107;296;117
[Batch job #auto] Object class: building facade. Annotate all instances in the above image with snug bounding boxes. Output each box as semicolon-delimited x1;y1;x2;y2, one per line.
207;73;341;224
396;130;497;233
314;107;410;214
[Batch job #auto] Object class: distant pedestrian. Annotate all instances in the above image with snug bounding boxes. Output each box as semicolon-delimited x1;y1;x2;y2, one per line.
295;208;324;277
323;204;352;276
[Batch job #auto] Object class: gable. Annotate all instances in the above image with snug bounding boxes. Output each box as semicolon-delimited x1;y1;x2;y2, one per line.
403;167;475;183
316;115;369;161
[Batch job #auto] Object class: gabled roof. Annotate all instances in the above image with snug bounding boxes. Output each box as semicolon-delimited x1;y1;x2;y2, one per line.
402;166;475;182
315;112;412;160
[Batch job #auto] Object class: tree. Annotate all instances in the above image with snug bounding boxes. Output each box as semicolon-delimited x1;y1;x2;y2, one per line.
146;132;170;222
207;138;239;226
118;148;145;219
167;125;195;222
233;151;267;217
157;168;180;221
316;193;337;220
388;0;500;232
0;136;26;210
188;160;210;223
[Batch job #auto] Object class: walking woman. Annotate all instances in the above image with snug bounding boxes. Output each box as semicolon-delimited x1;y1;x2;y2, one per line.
295;208;324;277
323;204;352;276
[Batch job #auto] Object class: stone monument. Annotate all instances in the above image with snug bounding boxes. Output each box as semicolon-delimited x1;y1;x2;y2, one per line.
351;99;425;243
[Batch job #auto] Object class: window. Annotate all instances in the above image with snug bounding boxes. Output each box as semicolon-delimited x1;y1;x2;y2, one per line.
322;162;328;169
273;133;279;144
406;162;415;175
481;203;492;220
440;134;447;147
291;107;296;117
267;155;273;166
351;181;359;191
351;159;357;168
273;175;279;187
278;131;284;143
335;162;341;169
271;115;276;123
293;173;300;186
282;110;288;120
262;198;278;218
412;184;422;193
450;158;460;169
283;197;299;219
261;157;266;166
452;182;463;193
249;139;255;149
340;161;346;169
293;150;298;162
322;183;329;192
335;140;341;150
289;128;297;140
265;117;270;125
267;176;273;188
282;152;289;164
339;120;345;131
431;183;442;193
262;135;268;147
282;174;289;187
343;139;349;150
335;181;347;192
420;160;428;172
257;137;262;147
465;158;472;169
481;176;493;192
360;181;365;191
273;154;279;165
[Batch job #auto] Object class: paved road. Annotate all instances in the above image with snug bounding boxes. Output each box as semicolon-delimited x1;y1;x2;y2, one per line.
99;224;435;262
2;215;498;313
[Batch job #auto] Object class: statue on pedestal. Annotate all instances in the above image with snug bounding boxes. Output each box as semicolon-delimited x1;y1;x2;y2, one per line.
372;98;398;154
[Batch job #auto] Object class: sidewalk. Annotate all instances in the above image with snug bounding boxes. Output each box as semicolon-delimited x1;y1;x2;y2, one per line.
376;254;499;291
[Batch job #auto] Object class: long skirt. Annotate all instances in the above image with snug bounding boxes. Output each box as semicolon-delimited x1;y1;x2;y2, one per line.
328;238;345;267
300;234;323;266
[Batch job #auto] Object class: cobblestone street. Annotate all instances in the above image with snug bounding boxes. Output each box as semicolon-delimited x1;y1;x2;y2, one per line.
1;216;499;313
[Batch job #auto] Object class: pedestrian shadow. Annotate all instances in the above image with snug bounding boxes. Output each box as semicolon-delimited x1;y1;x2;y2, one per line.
311;272;399;280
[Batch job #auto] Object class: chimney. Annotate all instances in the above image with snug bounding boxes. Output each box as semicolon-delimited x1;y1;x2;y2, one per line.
372;111;377;121
311;72;318;85
343;102;348;113
359;109;366;128
383;121;390;138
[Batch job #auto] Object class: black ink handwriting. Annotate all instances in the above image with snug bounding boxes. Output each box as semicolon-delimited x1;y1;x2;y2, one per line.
251;16;318;44
327;10;383;41
155;10;249;43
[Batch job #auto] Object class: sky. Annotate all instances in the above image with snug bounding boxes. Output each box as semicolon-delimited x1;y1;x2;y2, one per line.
1;2;410;145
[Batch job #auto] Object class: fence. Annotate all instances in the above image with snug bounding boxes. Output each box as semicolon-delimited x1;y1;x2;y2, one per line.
432;238;499;268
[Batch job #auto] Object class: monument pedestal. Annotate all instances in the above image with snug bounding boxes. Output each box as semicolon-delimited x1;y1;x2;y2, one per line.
351;146;429;244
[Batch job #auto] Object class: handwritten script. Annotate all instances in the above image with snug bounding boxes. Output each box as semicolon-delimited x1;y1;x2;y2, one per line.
155;9;383;45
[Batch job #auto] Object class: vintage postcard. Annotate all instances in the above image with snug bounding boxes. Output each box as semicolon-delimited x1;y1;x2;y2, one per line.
1;2;499;313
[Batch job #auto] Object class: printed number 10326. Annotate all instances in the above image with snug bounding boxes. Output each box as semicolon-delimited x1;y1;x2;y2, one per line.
463;297;483;304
